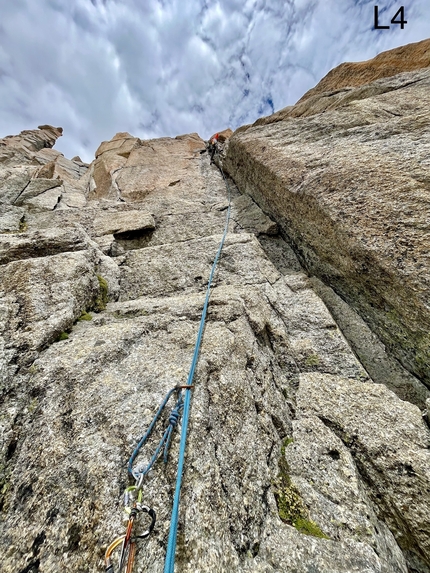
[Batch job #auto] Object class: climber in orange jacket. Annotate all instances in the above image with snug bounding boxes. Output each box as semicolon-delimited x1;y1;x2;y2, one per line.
209;133;219;164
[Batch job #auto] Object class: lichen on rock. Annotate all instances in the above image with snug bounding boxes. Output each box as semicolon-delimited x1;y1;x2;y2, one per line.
273;438;329;539
93;274;109;312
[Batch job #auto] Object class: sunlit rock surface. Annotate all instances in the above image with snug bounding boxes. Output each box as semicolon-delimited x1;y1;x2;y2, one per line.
298;38;430;102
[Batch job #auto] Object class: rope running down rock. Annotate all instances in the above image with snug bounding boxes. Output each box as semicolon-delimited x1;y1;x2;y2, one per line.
104;144;232;573
164;146;232;573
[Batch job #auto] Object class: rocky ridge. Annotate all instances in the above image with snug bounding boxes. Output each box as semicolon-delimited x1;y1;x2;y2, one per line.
1;41;430;573
298;38;430;103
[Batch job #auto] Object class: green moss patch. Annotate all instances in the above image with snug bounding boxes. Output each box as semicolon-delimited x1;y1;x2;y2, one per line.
78;311;92;321
56;332;69;341
294;517;328;538
28;398;39;413
281;437;294;455
274;438;329;539
93;275;108;312
305;353;320;367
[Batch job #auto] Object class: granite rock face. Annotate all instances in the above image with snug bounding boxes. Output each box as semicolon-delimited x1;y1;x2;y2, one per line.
298;38;430;103
224;67;430;390
296;373;430;569
1;45;430;572
210;128;234;143
0;125;89;221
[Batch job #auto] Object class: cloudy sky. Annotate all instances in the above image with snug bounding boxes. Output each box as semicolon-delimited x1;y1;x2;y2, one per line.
0;0;428;162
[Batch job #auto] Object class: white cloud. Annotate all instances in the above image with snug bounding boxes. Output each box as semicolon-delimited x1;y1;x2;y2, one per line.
0;0;428;162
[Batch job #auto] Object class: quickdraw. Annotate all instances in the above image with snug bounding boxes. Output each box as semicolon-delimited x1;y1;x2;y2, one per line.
105;484;156;573
104;385;184;572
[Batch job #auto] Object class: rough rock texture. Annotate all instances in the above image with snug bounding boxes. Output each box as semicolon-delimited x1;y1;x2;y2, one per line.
0;126;429;573
309;277;429;408
210;128;234;143
2;43;430;573
0;125;89;220
295;373;430;570
89;131;203;202
298;38;430;102
224;67;430;390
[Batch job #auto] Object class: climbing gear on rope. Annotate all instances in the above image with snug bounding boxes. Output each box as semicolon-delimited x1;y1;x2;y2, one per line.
104;485;156;573
105;386;183;572
164;149;231;573
105;145;231;572
128;386;187;479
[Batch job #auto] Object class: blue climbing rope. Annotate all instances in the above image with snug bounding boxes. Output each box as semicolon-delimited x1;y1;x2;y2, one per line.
124;148;231;573
127;387;184;479
163;156;232;573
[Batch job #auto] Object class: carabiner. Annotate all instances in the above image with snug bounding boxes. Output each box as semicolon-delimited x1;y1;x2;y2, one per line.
105;536;125;573
104;505;156;573
134;504;156;539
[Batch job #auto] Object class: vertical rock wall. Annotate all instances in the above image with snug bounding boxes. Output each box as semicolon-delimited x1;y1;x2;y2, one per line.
224;68;430;390
0;126;429;573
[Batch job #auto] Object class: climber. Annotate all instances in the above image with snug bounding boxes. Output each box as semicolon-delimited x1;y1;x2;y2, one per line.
209;133;219;164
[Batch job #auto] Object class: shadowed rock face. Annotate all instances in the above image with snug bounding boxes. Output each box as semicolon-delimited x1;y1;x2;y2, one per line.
225;67;430;390
1;42;430;573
